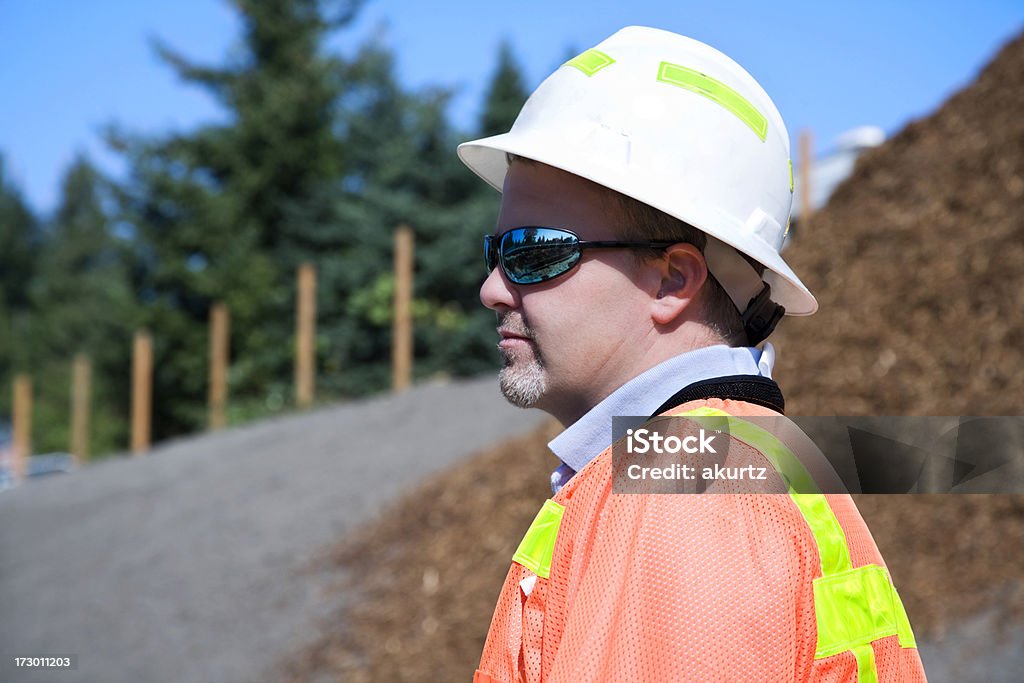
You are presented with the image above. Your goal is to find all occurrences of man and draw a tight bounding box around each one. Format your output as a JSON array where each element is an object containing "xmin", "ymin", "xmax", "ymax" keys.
[{"xmin": 458, "ymin": 26, "xmax": 927, "ymax": 682}]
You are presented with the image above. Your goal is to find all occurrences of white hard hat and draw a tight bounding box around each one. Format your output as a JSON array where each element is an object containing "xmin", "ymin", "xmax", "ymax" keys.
[{"xmin": 458, "ymin": 26, "xmax": 817, "ymax": 323}]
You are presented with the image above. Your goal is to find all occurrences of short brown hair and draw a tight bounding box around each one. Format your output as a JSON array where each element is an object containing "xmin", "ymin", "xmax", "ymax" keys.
[{"xmin": 604, "ymin": 190, "xmax": 751, "ymax": 346}]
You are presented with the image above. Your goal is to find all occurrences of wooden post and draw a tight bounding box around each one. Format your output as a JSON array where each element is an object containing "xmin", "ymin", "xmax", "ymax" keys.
[
  {"xmin": 799, "ymin": 128, "xmax": 814, "ymax": 225},
  {"xmin": 12, "ymin": 374, "xmax": 32, "ymax": 483},
  {"xmin": 208, "ymin": 302, "xmax": 230, "ymax": 430},
  {"xmin": 392, "ymin": 224, "xmax": 414, "ymax": 393},
  {"xmin": 70, "ymin": 354, "xmax": 91, "ymax": 465},
  {"xmin": 131, "ymin": 331, "xmax": 152, "ymax": 456},
  {"xmin": 295, "ymin": 263, "xmax": 316, "ymax": 408}
]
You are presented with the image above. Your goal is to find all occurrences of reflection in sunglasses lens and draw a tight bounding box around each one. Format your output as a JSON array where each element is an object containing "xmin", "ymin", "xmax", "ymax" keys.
[{"xmin": 502, "ymin": 229, "xmax": 581, "ymax": 283}]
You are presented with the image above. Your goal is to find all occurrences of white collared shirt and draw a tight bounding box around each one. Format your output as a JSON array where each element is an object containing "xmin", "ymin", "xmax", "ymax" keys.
[{"xmin": 547, "ymin": 343, "xmax": 775, "ymax": 493}]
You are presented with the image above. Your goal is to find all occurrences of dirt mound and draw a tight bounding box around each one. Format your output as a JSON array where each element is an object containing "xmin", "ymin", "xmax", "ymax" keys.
[{"xmin": 774, "ymin": 31, "xmax": 1024, "ymax": 415}]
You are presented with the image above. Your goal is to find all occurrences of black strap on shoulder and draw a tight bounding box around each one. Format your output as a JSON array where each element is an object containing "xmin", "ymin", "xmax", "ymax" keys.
[{"xmin": 649, "ymin": 374, "xmax": 785, "ymax": 418}]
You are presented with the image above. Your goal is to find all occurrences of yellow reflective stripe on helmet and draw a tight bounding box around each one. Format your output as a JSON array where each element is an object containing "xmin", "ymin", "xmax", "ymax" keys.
[
  {"xmin": 813, "ymin": 564, "xmax": 915, "ymax": 658},
  {"xmin": 657, "ymin": 62, "xmax": 768, "ymax": 141},
  {"xmin": 512, "ymin": 499, "xmax": 565, "ymax": 579},
  {"xmin": 789, "ymin": 159, "xmax": 795, "ymax": 192},
  {"xmin": 565, "ymin": 49, "xmax": 615, "ymax": 77},
  {"xmin": 671, "ymin": 407, "xmax": 821, "ymax": 496}
]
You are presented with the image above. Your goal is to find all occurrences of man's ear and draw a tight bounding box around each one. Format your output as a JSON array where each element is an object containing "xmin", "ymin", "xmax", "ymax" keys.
[{"xmin": 651, "ymin": 243, "xmax": 708, "ymax": 326}]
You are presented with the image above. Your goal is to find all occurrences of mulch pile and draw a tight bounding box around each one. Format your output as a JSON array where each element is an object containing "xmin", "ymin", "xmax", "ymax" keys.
[
  {"xmin": 281, "ymin": 31, "xmax": 1024, "ymax": 682},
  {"xmin": 773, "ymin": 32, "xmax": 1024, "ymax": 415}
]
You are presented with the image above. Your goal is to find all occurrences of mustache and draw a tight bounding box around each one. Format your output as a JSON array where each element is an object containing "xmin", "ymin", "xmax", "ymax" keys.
[{"xmin": 497, "ymin": 313, "xmax": 535, "ymax": 339}]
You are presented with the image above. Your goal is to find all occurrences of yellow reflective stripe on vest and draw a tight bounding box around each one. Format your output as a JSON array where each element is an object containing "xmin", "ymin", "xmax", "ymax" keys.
[
  {"xmin": 675, "ymin": 408, "xmax": 851, "ymax": 574},
  {"xmin": 671, "ymin": 407, "xmax": 918, "ymax": 681},
  {"xmin": 675, "ymin": 407, "xmax": 821, "ymax": 496},
  {"xmin": 852, "ymin": 644, "xmax": 878, "ymax": 683},
  {"xmin": 893, "ymin": 582, "xmax": 917, "ymax": 648},
  {"xmin": 789, "ymin": 492, "xmax": 852, "ymax": 576},
  {"xmin": 814, "ymin": 564, "xmax": 917, "ymax": 657},
  {"xmin": 513, "ymin": 499, "xmax": 565, "ymax": 579}
]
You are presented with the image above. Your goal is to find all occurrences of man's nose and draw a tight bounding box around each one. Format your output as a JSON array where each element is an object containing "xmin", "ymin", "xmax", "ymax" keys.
[{"xmin": 480, "ymin": 266, "xmax": 520, "ymax": 311}]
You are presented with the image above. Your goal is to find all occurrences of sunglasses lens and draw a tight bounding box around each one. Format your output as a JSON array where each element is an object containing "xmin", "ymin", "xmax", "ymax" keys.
[{"xmin": 501, "ymin": 228, "xmax": 581, "ymax": 284}]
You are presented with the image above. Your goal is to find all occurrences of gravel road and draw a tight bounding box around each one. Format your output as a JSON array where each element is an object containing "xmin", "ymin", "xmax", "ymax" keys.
[{"xmin": 0, "ymin": 376, "xmax": 546, "ymax": 683}]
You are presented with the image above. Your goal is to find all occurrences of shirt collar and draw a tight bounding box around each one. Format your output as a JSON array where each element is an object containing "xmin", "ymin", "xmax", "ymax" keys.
[{"xmin": 548, "ymin": 343, "xmax": 774, "ymax": 474}]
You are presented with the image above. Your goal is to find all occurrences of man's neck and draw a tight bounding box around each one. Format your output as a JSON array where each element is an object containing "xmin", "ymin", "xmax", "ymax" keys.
[
  {"xmin": 545, "ymin": 327, "xmax": 731, "ymax": 427},
  {"xmin": 546, "ymin": 343, "xmax": 775, "ymax": 483}
]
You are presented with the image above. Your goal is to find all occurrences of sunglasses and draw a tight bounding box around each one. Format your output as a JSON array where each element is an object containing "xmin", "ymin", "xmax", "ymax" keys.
[{"xmin": 485, "ymin": 227, "xmax": 677, "ymax": 285}]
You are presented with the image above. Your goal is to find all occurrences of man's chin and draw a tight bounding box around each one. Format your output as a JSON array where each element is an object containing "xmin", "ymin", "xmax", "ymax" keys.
[{"xmin": 498, "ymin": 363, "xmax": 547, "ymax": 409}]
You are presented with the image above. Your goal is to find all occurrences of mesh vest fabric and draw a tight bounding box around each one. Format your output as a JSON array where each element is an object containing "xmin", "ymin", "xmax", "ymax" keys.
[{"xmin": 473, "ymin": 398, "xmax": 927, "ymax": 683}]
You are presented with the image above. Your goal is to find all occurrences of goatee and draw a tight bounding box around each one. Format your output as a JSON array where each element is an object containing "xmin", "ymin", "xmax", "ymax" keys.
[{"xmin": 497, "ymin": 314, "xmax": 547, "ymax": 408}]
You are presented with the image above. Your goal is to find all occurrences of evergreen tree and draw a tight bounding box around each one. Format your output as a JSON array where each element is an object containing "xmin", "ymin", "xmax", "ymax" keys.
[
  {"xmin": 479, "ymin": 41, "xmax": 529, "ymax": 137},
  {"xmin": 0, "ymin": 155, "xmax": 41, "ymax": 427},
  {"xmin": 104, "ymin": 2, "xmax": 522, "ymax": 443},
  {"xmin": 109, "ymin": 0, "xmax": 364, "ymax": 437},
  {"xmin": 26, "ymin": 157, "xmax": 137, "ymax": 455},
  {"xmin": 0, "ymin": 155, "xmax": 40, "ymax": 316},
  {"xmin": 299, "ymin": 40, "xmax": 501, "ymax": 394}
]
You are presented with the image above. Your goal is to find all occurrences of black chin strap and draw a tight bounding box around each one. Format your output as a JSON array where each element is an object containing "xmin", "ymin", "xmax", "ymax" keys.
[
  {"xmin": 650, "ymin": 374, "xmax": 785, "ymax": 418},
  {"xmin": 742, "ymin": 283, "xmax": 786, "ymax": 347}
]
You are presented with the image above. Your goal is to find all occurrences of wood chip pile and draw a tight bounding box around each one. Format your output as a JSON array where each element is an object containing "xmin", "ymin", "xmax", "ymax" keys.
[{"xmin": 773, "ymin": 32, "xmax": 1023, "ymax": 415}]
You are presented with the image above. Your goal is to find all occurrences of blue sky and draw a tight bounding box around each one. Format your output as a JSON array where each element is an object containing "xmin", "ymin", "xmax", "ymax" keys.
[{"xmin": 1, "ymin": 0, "xmax": 1021, "ymax": 214}]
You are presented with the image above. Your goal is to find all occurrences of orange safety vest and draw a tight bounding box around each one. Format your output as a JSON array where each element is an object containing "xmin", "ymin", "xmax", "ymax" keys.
[{"xmin": 474, "ymin": 398, "xmax": 927, "ymax": 683}]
